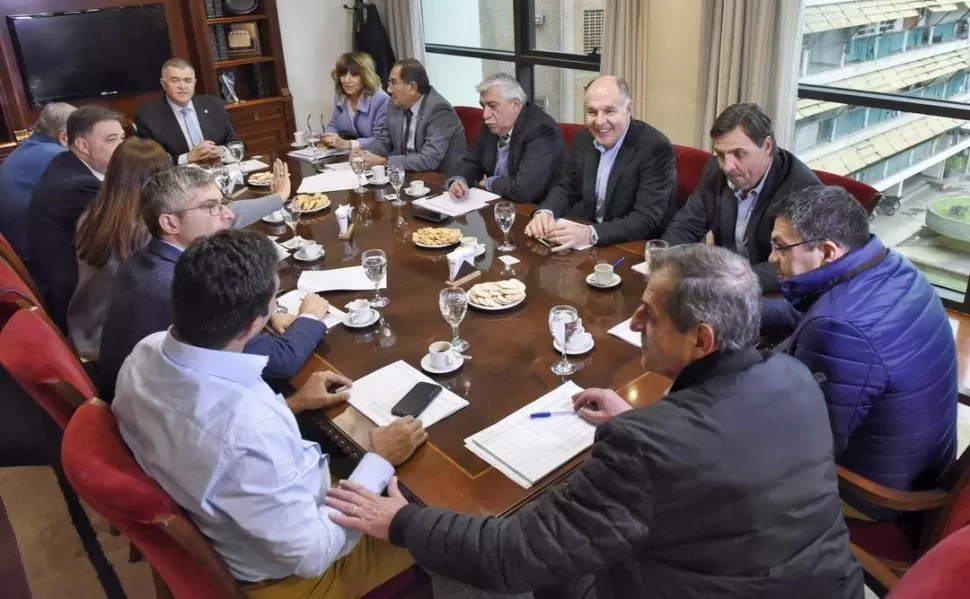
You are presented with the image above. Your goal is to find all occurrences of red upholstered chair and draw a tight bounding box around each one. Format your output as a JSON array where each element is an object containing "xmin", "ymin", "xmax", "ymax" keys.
[
  {"xmin": 0, "ymin": 258, "xmax": 40, "ymax": 325},
  {"xmin": 853, "ymin": 524, "xmax": 970, "ymax": 597},
  {"xmin": 455, "ymin": 106, "xmax": 483, "ymax": 147},
  {"xmin": 0, "ymin": 233, "xmax": 42, "ymax": 303},
  {"xmin": 559, "ymin": 123, "xmax": 584, "ymax": 152},
  {"xmin": 673, "ymin": 144, "xmax": 712, "ymax": 207},
  {"xmin": 814, "ymin": 169, "xmax": 882, "ymax": 214}
]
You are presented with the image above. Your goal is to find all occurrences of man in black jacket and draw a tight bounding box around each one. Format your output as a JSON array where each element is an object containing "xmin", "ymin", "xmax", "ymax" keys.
[
  {"xmin": 524, "ymin": 75, "xmax": 676, "ymax": 248},
  {"xmin": 663, "ymin": 103, "xmax": 820, "ymax": 291},
  {"xmin": 325, "ymin": 244, "xmax": 863, "ymax": 599},
  {"xmin": 446, "ymin": 73, "xmax": 566, "ymax": 204},
  {"xmin": 134, "ymin": 58, "xmax": 240, "ymax": 164}
]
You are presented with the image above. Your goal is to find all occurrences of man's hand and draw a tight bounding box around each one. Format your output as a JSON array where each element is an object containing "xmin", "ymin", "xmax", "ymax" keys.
[
  {"xmin": 269, "ymin": 312, "xmax": 297, "ymax": 334},
  {"xmin": 288, "ymin": 370, "xmax": 353, "ymax": 413},
  {"xmin": 187, "ymin": 140, "xmax": 221, "ymax": 163},
  {"xmin": 368, "ymin": 417, "xmax": 428, "ymax": 465},
  {"xmin": 572, "ymin": 388, "xmax": 633, "ymax": 426},
  {"xmin": 546, "ymin": 220, "xmax": 591, "ymax": 252},
  {"xmin": 321, "ymin": 133, "xmax": 350, "ymax": 150},
  {"xmin": 362, "ymin": 151, "xmax": 387, "ymax": 168},
  {"xmin": 524, "ymin": 211, "xmax": 555, "ymax": 240},
  {"xmin": 448, "ymin": 178, "xmax": 469, "ymax": 199},
  {"xmin": 271, "ymin": 159, "xmax": 291, "ymax": 200},
  {"xmin": 325, "ymin": 477, "xmax": 408, "ymax": 541},
  {"xmin": 299, "ymin": 293, "xmax": 329, "ymax": 319}
]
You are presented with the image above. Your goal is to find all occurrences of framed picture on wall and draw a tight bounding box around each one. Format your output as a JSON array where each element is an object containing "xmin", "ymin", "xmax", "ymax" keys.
[{"xmin": 227, "ymin": 22, "xmax": 261, "ymax": 58}]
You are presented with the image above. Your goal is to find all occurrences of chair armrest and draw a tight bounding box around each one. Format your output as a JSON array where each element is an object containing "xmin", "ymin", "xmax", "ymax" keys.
[
  {"xmin": 837, "ymin": 466, "xmax": 950, "ymax": 511},
  {"xmin": 851, "ymin": 543, "xmax": 899, "ymax": 592}
]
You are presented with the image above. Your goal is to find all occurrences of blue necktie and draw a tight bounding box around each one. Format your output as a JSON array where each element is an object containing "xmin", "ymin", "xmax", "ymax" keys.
[{"xmin": 180, "ymin": 107, "xmax": 203, "ymax": 147}]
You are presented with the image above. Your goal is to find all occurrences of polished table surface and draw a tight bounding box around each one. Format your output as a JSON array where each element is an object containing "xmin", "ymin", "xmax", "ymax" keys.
[{"xmin": 249, "ymin": 153, "xmax": 671, "ymax": 516}]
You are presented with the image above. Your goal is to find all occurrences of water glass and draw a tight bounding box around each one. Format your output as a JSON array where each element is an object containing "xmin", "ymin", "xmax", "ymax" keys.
[
  {"xmin": 282, "ymin": 201, "xmax": 303, "ymax": 242},
  {"xmin": 642, "ymin": 239, "xmax": 669, "ymax": 276},
  {"xmin": 211, "ymin": 165, "xmax": 232, "ymax": 196},
  {"xmin": 227, "ymin": 141, "xmax": 244, "ymax": 163},
  {"xmin": 361, "ymin": 249, "xmax": 389, "ymax": 307},
  {"xmin": 388, "ymin": 165, "xmax": 406, "ymax": 207},
  {"xmin": 439, "ymin": 288, "xmax": 469, "ymax": 352},
  {"xmin": 494, "ymin": 201, "xmax": 516, "ymax": 252},
  {"xmin": 350, "ymin": 151, "xmax": 367, "ymax": 194},
  {"xmin": 307, "ymin": 129, "xmax": 322, "ymax": 159},
  {"xmin": 548, "ymin": 305, "xmax": 579, "ymax": 376}
]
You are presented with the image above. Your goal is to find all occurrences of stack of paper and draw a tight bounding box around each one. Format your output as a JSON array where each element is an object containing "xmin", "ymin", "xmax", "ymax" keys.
[
  {"xmin": 349, "ymin": 361, "xmax": 469, "ymax": 428},
  {"xmin": 239, "ymin": 159, "xmax": 270, "ymax": 173},
  {"xmin": 413, "ymin": 187, "xmax": 500, "ymax": 217},
  {"xmin": 275, "ymin": 289, "xmax": 347, "ymax": 329},
  {"xmin": 608, "ymin": 317, "xmax": 641, "ymax": 348},
  {"xmin": 464, "ymin": 381, "xmax": 594, "ymax": 488},
  {"xmin": 297, "ymin": 266, "xmax": 387, "ymax": 292},
  {"xmin": 297, "ymin": 170, "xmax": 362, "ymax": 194},
  {"xmin": 287, "ymin": 147, "xmax": 348, "ymax": 162}
]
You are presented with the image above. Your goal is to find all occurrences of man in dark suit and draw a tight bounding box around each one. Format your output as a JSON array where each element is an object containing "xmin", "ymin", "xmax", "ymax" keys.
[
  {"xmin": 361, "ymin": 59, "xmax": 466, "ymax": 174},
  {"xmin": 134, "ymin": 58, "xmax": 240, "ymax": 164},
  {"xmin": 97, "ymin": 167, "xmax": 327, "ymax": 400},
  {"xmin": 446, "ymin": 73, "xmax": 566, "ymax": 204},
  {"xmin": 662, "ymin": 103, "xmax": 821, "ymax": 291},
  {"xmin": 27, "ymin": 106, "xmax": 125, "ymax": 332},
  {"xmin": 524, "ymin": 76, "xmax": 676, "ymax": 249}
]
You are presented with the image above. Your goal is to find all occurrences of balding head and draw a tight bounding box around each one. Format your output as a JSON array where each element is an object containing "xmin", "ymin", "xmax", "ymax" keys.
[
  {"xmin": 32, "ymin": 102, "xmax": 77, "ymax": 146},
  {"xmin": 583, "ymin": 75, "xmax": 633, "ymax": 149}
]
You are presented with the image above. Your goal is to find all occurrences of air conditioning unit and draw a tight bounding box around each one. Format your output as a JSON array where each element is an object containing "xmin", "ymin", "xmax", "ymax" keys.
[
  {"xmin": 535, "ymin": 14, "xmax": 545, "ymax": 26},
  {"xmin": 535, "ymin": 97, "xmax": 550, "ymax": 109}
]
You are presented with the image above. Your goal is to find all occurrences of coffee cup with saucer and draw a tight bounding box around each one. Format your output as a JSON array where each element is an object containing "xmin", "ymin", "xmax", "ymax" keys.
[
  {"xmin": 461, "ymin": 236, "xmax": 486, "ymax": 258},
  {"xmin": 421, "ymin": 341, "xmax": 463, "ymax": 374},
  {"xmin": 407, "ymin": 180, "xmax": 430, "ymax": 197},
  {"xmin": 554, "ymin": 330, "xmax": 595, "ymax": 355},
  {"xmin": 295, "ymin": 242, "xmax": 324, "ymax": 262},
  {"xmin": 344, "ymin": 299, "xmax": 379, "ymax": 328},
  {"xmin": 369, "ymin": 165, "xmax": 389, "ymax": 185},
  {"xmin": 586, "ymin": 262, "xmax": 621, "ymax": 289}
]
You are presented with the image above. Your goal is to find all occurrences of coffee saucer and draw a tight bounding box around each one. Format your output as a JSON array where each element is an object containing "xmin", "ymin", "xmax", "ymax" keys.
[
  {"xmin": 420, "ymin": 353, "xmax": 463, "ymax": 374},
  {"xmin": 406, "ymin": 187, "xmax": 430, "ymax": 198},
  {"xmin": 291, "ymin": 142, "xmax": 307, "ymax": 148},
  {"xmin": 367, "ymin": 176, "xmax": 390, "ymax": 186},
  {"xmin": 586, "ymin": 272, "xmax": 621, "ymax": 289},
  {"xmin": 554, "ymin": 337, "xmax": 595, "ymax": 355},
  {"xmin": 343, "ymin": 309, "xmax": 380, "ymax": 328},
  {"xmin": 293, "ymin": 249, "xmax": 325, "ymax": 262}
]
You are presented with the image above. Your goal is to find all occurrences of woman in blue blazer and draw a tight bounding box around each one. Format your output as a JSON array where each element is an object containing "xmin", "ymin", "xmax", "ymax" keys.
[{"xmin": 322, "ymin": 52, "xmax": 390, "ymax": 152}]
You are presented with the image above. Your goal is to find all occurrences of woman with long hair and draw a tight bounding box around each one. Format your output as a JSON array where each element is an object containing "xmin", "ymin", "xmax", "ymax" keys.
[
  {"xmin": 68, "ymin": 137, "xmax": 172, "ymax": 358},
  {"xmin": 321, "ymin": 52, "xmax": 390, "ymax": 152}
]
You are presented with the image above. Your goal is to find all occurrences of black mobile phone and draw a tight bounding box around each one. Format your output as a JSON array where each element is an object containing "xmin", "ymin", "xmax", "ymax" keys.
[
  {"xmin": 413, "ymin": 207, "xmax": 451, "ymax": 224},
  {"xmin": 390, "ymin": 382, "xmax": 443, "ymax": 418}
]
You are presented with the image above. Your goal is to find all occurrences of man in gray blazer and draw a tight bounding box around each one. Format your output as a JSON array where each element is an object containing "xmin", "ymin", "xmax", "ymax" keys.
[{"xmin": 361, "ymin": 59, "xmax": 466, "ymax": 173}]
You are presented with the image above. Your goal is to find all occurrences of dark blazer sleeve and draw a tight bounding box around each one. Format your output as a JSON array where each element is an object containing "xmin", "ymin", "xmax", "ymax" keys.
[
  {"xmin": 662, "ymin": 160, "xmax": 720, "ymax": 246},
  {"xmin": 536, "ymin": 146, "xmax": 583, "ymax": 218},
  {"xmin": 243, "ymin": 317, "xmax": 325, "ymax": 380},
  {"xmin": 490, "ymin": 125, "xmax": 565, "ymax": 204},
  {"xmin": 388, "ymin": 416, "xmax": 654, "ymax": 593},
  {"xmin": 401, "ymin": 102, "xmax": 463, "ymax": 172},
  {"xmin": 450, "ymin": 131, "xmax": 488, "ymax": 185}
]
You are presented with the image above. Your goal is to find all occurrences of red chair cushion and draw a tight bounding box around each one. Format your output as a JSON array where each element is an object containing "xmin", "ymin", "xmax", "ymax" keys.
[
  {"xmin": 454, "ymin": 106, "xmax": 483, "ymax": 147},
  {"xmin": 559, "ymin": 123, "xmax": 584, "ymax": 152},
  {"xmin": 814, "ymin": 170, "xmax": 881, "ymax": 213},
  {"xmin": 847, "ymin": 519, "xmax": 916, "ymax": 564},
  {"xmin": 889, "ymin": 525, "xmax": 970, "ymax": 598},
  {"xmin": 0, "ymin": 259, "xmax": 40, "ymax": 307},
  {"xmin": 673, "ymin": 144, "xmax": 712, "ymax": 207}
]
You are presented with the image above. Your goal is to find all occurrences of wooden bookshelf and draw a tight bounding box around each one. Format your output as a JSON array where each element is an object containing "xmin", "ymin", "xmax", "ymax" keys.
[{"xmin": 206, "ymin": 14, "xmax": 268, "ymax": 25}]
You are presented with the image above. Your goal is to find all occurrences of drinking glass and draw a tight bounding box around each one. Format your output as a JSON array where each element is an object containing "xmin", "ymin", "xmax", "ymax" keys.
[
  {"xmin": 388, "ymin": 165, "xmax": 406, "ymax": 207},
  {"xmin": 307, "ymin": 129, "xmax": 322, "ymax": 160},
  {"xmin": 548, "ymin": 305, "xmax": 579, "ymax": 376},
  {"xmin": 227, "ymin": 141, "xmax": 244, "ymax": 163},
  {"xmin": 211, "ymin": 165, "xmax": 232, "ymax": 196},
  {"xmin": 494, "ymin": 201, "xmax": 516, "ymax": 252},
  {"xmin": 642, "ymin": 239, "xmax": 669, "ymax": 276},
  {"xmin": 361, "ymin": 249, "xmax": 389, "ymax": 307},
  {"xmin": 439, "ymin": 287, "xmax": 469, "ymax": 353},
  {"xmin": 281, "ymin": 201, "xmax": 303, "ymax": 243},
  {"xmin": 350, "ymin": 151, "xmax": 367, "ymax": 194}
]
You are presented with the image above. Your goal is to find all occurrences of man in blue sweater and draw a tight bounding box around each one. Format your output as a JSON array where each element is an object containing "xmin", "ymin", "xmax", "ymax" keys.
[
  {"xmin": 762, "ymin": 185, "xmax": 958, "ymax": 519},
  {"xmin": 0, "ymin": 102, "xmax": 76, "ymax": 263}
]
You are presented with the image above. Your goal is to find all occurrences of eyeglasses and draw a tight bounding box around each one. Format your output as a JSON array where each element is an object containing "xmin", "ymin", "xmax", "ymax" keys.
[
  {"xmin": 170, "ymin": 197, "xmax": 232, "ymax": 217},
  {"xmin": 770, "ymin": 239, "xmax": 823, "ymax": 252}
]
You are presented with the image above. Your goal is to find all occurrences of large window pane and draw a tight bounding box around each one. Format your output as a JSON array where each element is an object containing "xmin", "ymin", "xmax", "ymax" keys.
[
  {"xmin": 529, "ymin": 0, "xmax": 605, "ymax": 56},
  {"xmin": 424, "ymin": 54, "xmax": 515, "ymax": 108},
  {"xmin": 422, "ymin": 0, "xmax": 515, "ymax": 51},
  {"xmin": 533, "ymin": 65, "xmax": 596, "ymax": 123}
]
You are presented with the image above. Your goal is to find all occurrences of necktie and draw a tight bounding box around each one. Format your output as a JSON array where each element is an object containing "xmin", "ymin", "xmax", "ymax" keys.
[
  {"xmin": 180, "ymin": 107, "xmax": 203, "ymax": 147},
  {"xmin": 403, "ymin": 109, "xmax": 413, "ymax": 153},
  {"xmin": 498, "ymin": 134, "xmax": 511, "ymax": 148}
]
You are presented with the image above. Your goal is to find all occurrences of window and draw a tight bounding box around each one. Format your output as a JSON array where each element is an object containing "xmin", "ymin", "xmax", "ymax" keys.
[
  {"xmin": 422, "ymin": 0, "xmax": 515, "ymax": 51},
  {"xmin": 533, "ymin": 65, "xmax": 597, "ymax": 123},
  {"xmin": 424, "ymin": 54, "xmax": 516, "ymax": 108}
]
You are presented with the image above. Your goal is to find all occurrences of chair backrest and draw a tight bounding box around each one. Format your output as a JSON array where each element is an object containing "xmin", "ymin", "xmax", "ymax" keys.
[
  {"xmin": 923, "ymin": 446, "xmax": 970, "ymax": 550},
  {"xmin": 888, "ymin": 525, "xmax": 970, "ymax": 598},
  {"xmin": 813, "ymin": 170, "xmax": 882, "ymax": 214},
  {"xmin": 0, "ymin": 307, "xmax": 93, "ymax": 429},
  {"xmin": 673, "ymin": 144, "xmax": 712, "ymax": 207},
  {"xmin": 454, "ymin": 106, "xmax": 483, "ymax": 147},
  {"xmin": 558, "ymin": 123, "xmax": 584, "ymax": 152},
  {"xmin": 62, "ymin": 398, "xmax": 247, "ymax": 599},
  {"xmin": 0, "ymin": 258, "xmax": 40, "ymax": 325},
  {"xmin": 0, "ymin": 233, "xmax": 42, "ymax": 302}
]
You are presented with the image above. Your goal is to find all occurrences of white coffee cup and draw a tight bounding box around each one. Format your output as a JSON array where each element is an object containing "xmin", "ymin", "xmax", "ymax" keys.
[
  {"xmin": 428, "ymin": 341, "xmax": 457, "ymax": 369},
  {"xmin": 348, "ymin": 299, "xmax": 372, "ymax": 324},
  {"xmin": 593, "ymin": 262, "xmax": 614, "ymax": 285},
  {"xmin": 408, "ymin": 180, "xmax": 428, "ymax": 194},
  {"xmin": 297, "ymin": 242, "xmax": 323, "ymax": 260},
  {"xmin": 371, "ymin": 165, "xmax": 386, "ymax": 180},
  {"xmin": 294, "ymin": 131, "xmax": 307, "ymax": 146},
  {"xmin": 460, "ymin": 236, "xmax": 478, "ymax": 248}
]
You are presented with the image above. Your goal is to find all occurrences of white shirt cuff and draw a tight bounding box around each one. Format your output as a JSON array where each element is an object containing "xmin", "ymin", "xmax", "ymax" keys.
[{"xmin": 177, "ymin": 153, "xmax": 189, "ymax": 165}]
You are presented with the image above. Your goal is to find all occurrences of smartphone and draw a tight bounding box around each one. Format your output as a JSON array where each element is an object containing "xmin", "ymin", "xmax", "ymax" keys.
[
  {"xmin": 390, "ymin": 382, "xmax": 443, "ymax": 418},
  {"xmin": 413, "ymin": 207, "xmax": 451, "ymax": 224}
]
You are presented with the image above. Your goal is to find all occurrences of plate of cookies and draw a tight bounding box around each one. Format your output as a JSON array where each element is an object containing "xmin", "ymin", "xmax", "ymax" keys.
[
  {"xmin": 412, "ymin": 227, "xmax": 462, "ymax": 249},
  {"xmin": 467, "ymin": 279, "xmax": 527, "ymax": 311},
  {"xmin": 247, "ymin": 171, "xmax": 273, "ymax": 187},
  {"xmin": 292, "ymin": 193, "xmax": 331, "ymax": 213}
]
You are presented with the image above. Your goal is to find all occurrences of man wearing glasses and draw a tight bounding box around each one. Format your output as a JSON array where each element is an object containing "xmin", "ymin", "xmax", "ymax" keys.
[
  {"xmin": 762, "ymin": 185, "xmax": 958, "ymax": 521},
  {"xmin": 97, "ymin": 166, "xmax": 327, "ymax": 400}
]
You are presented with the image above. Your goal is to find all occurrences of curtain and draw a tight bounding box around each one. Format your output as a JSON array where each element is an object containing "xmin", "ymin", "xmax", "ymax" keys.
[
  {"xmin": 382, "ymin": 0, "xmax": 426, "ymax": 64},
  {"xmin": 601, "ymin": 0, "xmax": 650, "ymax": 121},
  {"xmin": 701, "ymin": 0, "xmax": 803, "ymax": 148}
]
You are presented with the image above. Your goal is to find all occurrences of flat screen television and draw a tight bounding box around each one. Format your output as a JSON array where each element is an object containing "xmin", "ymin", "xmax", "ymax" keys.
[{"xmin": 7, "ymin": 4, "xmax": 172, "ymax": 108}]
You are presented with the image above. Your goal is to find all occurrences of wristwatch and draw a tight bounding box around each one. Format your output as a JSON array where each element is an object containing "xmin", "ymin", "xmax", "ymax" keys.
[{"xmin": 588, "ymin": 226, "xmax": 599, "ymax": 246}]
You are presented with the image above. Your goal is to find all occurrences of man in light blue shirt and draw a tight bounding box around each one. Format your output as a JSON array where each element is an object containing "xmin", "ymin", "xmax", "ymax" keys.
[{"xmin": 113, "ymin": 229, "xmax": 426, "ymax": 595}]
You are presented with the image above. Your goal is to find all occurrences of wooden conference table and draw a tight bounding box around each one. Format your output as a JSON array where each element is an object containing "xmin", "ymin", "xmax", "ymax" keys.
[{"xmin": 248, "ymin": 153, "xmax": 670, "ymax": 517}]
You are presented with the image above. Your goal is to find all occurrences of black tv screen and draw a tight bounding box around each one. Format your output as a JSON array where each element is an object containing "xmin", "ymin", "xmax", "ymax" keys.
[{"xmin": 7, "ymin": 4, "xmax": 172, "ymax": 107}]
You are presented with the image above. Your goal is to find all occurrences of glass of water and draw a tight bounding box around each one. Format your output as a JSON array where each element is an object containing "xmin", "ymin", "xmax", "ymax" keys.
[
  {"xmin": 227, "ymin": 141, "xmax": 244, "ymax": 163},
  {"xmin": 642, "ymin": 239, "xmax": 669, "ymax": 276},
  {"xmin": 350, "ymin": 151, "xmax": 367, "ymax": 194},
  {"xmin": 439, "ymin": 287, "xmax": 469, "ymax": 353},
  {"xmin": 307, "ymin": 129, "xmax": 321, "ymax": 160},
  {"xmin": 361, "ymin": 249, "xmax": 389, "ymax": 308},
  {"xmin": 548, "ymin": 305, "xmax": 579, "ymax": 376},
  {"xmin": 388, "ymin": 164, "xmax": 406, "ymax": 207},
  {"xmin": 494, "ymin": 201, "xmax": 516, "ymax": 252},
  {"xmin": 281, "ymin": 200, "xmax": 303, "ymax": 243},
  {"xmin": 211, "ymin": 165, "xmax": 232, "ymax": 196}
]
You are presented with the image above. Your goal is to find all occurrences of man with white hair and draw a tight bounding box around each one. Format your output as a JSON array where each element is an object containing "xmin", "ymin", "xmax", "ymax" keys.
[{"xmin": 447, "ymin": 73, "xmax": 566, "ymax": 204}]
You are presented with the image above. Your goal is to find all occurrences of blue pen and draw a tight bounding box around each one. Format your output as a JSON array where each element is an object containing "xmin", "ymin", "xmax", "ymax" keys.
[
  {"xmin": 529, "ymin": 410, "xmax": 577, "ymax": 419},
  {"xmin": 612, "ymin": 257, "xmax": 624, "ymax": 269}
]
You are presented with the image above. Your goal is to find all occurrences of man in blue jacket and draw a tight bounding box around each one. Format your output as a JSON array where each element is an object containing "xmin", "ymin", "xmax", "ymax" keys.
[{"xmin": 762, "ymin": 185, "xmax": 958, "ymax": 519}]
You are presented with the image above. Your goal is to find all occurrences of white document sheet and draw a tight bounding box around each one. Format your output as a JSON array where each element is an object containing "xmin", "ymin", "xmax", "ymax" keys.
[
  {"xmin": 464, "ymin": 381, "xmax": 594, "ymax": 488},
  {"xmin": 239, "ymin": 159, "xmax": 270, "ymax": 174},
  {"xmin": 273, "ymin": 242, "xmax": 291, "ymax": 262},
  {"xmin": 297, "ymin": 170, "xmax": 362, "ymax": 194},
  {"xmin": 297, "ymin": 266, "xmax": 387, "ymax": 292},
  {"xmin": 412, "ymin": 191, "xmax": 493, "ymax": 217},
  {"xmin": 275, "ymin": 289, "xmax": 347, "ymax": 330},
  {"xmin": 631, "ymin": 262, "xmax": 649, "ymax": 275},
  {"xmin": 348, "ymin": 361, "xmax": 469, "ymax": 428},
  {"xmin": 608, "ymin": 317, "xmax": 641, "ymax": 348},
  {"xmin": 287, "ymin": 147, "xmax": 349, "ymax": 162}
]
